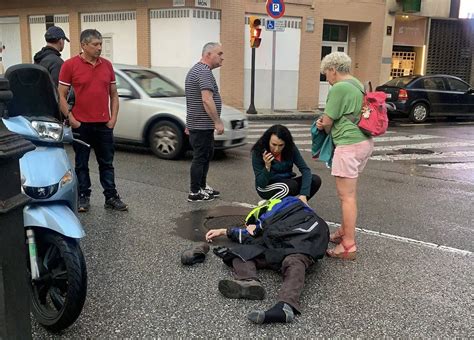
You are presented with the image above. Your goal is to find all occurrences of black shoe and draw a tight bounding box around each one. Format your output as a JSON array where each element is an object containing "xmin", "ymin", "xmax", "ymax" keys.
[
  {"xmin": 104, "ymin": 195, "xmax": 128, "ymax": 211},
  {"xmin": 218, "ymin": 278, "xmax": 265, "ymax": 300},
  {"xmin": 78, "ymin": 195, "xmax": 90, "ymax": 213},
  {"xmin": 181, "ymin": 243, "xmax": 211, "ymax": 265},
  {"xmin": 187, "ymin": 189, "xmax": 214, "ymax": 202},
  {"xmin": 202, "ymin": 185, "xmax": 220, "ymax": 197}
]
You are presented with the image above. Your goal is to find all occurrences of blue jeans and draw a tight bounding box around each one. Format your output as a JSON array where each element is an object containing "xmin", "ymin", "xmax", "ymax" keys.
[
  {"xmin": 189, "ymin": 129, "xmax": 214, "ymax": 193},
  {"xmin": 72, "ymin": 122, "xmax": 117, "ymax": 199}
]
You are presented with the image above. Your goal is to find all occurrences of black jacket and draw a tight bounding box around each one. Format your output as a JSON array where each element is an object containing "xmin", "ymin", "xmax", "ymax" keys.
[
  {"xmin": 33, "ymin": 46, "xmax": 63, "ymax": 85},
  {"xmin": 225, "ymin": 197, "xmax": 329, "ymax": 267}
]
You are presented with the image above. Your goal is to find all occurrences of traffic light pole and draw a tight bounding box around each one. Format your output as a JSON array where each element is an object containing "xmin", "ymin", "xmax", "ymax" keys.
[{"xmin": 246, "ymin": 47, "xmax": 257, "ymax": 114}]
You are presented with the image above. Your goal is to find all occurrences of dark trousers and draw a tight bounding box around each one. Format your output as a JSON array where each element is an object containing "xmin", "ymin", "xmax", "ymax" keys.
[
  {"xmin": 72, "ymin": 122, "xmax": 117, "ymax": 199},
  {"xmin": 257, "ymin": 174, "xmax": 322, "ymax": 200},
  {"xmin": 189, "ymin": 129, "xmax": 214, "ymax": 193},
  {"xmin": 231, "ymin": 254, "xmax": 313, "ymax": 313}
]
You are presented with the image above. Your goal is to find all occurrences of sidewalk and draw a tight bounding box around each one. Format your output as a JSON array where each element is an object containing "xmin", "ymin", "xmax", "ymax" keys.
[{"xmin": 243, "ymin": 108, "xmax": 323, "ymax": 121}]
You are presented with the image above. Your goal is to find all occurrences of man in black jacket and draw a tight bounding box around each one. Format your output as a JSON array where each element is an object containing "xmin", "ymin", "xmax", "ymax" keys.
[
  {"xmin": 205, "ymin": 196, "xmax": 329, "ymax": 324},
  {"xmin": 33, "ymin": 26, "xmax": 69, "ymax": 85}
]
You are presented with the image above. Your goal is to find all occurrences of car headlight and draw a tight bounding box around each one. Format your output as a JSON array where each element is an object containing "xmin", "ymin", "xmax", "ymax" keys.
[
  {"xmin": 23, "ymin": 183, "xmax": 59, "ymax": 199},
  {"xmin": 31, "ymin": 121, "xmax": 63, "ymax": 141}
]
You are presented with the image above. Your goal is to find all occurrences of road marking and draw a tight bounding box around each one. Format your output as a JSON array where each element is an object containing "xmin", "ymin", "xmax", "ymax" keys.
[
  {"xmin": 373, "ymin": 134, "xmax": 442, "ymax": 142},
  {"xmin": 371, "ymin": 150, "xmax": 474, "ymax": 161},
  {"xmin": 249, "ymin": 127, "xmax": 311, "ymax": 133},
  {"xmin": 419, "ymin": 163, "xmax": 474, "ymax": 170},
  {"xmin": 232, "ymin": 202, "xmax": 472, "ymax": 256},
  {"xmin": 249, "ymin": 123, "xmax": 311, "ymax": 127},
  {"xmin": 373, "ymin": 141, "xmax": 474, "ymax": 152},
  {"xmin": 247, "ymin": 133, "xmax": 311, "ymax": 138}
]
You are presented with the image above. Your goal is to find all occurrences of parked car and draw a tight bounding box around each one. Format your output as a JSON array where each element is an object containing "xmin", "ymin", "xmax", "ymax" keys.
[
  {"xmin": 376, "ymin": 75, "xmax": 474, "ymax": 123},
  {"xmin": 113, "ymin": 64, "xmax": 248, "ymax": 159}
]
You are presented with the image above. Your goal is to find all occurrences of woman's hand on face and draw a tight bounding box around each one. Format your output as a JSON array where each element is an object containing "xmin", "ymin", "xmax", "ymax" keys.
[{"xmin": 262, "ymin": 150, "xmax": 275, "ymax": 170}]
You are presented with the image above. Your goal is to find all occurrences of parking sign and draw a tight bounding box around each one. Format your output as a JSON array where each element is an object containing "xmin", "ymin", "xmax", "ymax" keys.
[{"xmin": 266, "ymin": 0, "xmax": 285, "ymax": 19}]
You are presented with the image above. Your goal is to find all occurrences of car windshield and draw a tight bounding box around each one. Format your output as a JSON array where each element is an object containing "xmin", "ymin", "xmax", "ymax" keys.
[
  {"xmin": 384, "ymin": 76, "xmax": 417, "ymax": 87},
  {"xmin": 122, "ymin": 69, "xmax": 185, "ymax": 98}
]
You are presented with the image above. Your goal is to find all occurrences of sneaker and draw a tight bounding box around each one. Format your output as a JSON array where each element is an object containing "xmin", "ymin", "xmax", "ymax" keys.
[
  {"xmin": 104, "ymin": 195, "xmax": 128, "ymax": 211},
  {"xmin": 218, "ymin": 278, "xmax": 265, "ymax": 300},
  {"xmin": 202, "ymin": 185, "xmax": 220, "ymax": 197},
  {"xmin": 78, "ymin": 195, "xmax": 90, "ymax": 213},
  {"xmin": 187, "ymin": 189, "xmax": 214, "ymax": 202}
]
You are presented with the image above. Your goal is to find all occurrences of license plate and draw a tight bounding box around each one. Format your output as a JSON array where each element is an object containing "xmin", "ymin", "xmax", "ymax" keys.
[{"xmin": 386, "ymin": 93, "xmax": 392, "ymax": 99}]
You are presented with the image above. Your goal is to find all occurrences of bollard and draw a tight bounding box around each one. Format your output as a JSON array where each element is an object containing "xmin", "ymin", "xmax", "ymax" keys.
[{"xmin": 0, "ymin": 78, "xmax": 34, "ymax": 339}]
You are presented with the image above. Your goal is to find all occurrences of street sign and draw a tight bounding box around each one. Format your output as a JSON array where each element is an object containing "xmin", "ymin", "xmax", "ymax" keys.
[
  {"xmin": 266, "ymin": 0, "xmax": 285, "ymax": 19},
  {"xmin": 265, "ymin": 19, "xmax": 286, "ymax": 32}
]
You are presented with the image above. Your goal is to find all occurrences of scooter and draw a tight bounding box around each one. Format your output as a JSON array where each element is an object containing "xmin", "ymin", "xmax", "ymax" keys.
[{"xmin": 2, "ymin": 64, "xmax": 88, "ymax": 332}]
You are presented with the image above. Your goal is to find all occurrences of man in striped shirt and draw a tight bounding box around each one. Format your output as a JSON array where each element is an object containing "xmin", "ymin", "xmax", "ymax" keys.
[{"xmin": 185, "ymin": 42, "xmax": 225, "ymax": 202}]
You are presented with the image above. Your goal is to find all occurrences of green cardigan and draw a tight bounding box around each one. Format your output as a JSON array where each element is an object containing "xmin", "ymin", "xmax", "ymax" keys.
[{"xmin": 251, "ymin": 147, "xmax": 312, "ymax": 197}]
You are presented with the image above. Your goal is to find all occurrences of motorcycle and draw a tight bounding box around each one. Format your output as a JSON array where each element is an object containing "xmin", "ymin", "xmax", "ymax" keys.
[{"xmin": 2, "ymin": 64, "xmax": 87, "ymax": 332}]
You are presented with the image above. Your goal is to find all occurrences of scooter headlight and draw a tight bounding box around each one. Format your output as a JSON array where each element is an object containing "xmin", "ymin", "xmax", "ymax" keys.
[
  {"xmin": 23, "ymin": 183, "xmax": 59, "ymax": 199},
  {"xmin": 31, "ymin": 121, "xmax": 63, "ymax": 141},
  {"xmin": 60, "ymin": 170, "xmax": 73, "ymax": 188}
]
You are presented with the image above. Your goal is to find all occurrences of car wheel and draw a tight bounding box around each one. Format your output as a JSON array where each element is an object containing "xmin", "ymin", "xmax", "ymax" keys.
[
  {"xmin": 148, "ymin": 121, "xmax": 184, "ymax": 160},
  {"xmin": 409, "ymin": 103, "xmax": 429, "ymax": 123}
]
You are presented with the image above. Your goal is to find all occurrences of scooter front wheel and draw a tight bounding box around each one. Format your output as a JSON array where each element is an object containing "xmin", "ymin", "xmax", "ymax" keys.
[{"xmin": 28, "ymin": 230, "xmax": 87, "ymax": 332}]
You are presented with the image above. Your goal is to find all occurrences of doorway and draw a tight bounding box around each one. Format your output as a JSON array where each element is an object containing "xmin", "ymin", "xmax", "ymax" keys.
[{"xmin": 318, "ymin": 23, "xmax": 349, "ymax": 108}]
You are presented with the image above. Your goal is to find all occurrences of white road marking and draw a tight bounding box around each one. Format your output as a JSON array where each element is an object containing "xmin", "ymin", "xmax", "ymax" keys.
[
  {"xmin": 249, "ymin": 127, "xmax": 312, "ymax": 133},
  {"xmin": 247, "ymin": 133, "xmax": 311, "ymax": 138},
  {"xmin": 419, "ymin": 163, "xmax": 474, "ymax": 170},
  {"xmin": 374, "ymin": 135, "xmax": 443, "ymax": 142},
  {"xmin": 232, "ymin": 202, "xmax": 472, "ymax": 256},
  {"xmin": 371, "ymin": 150, "xmax": 474, "ymax": 161},
  {"xmin": 248, "ymin": 123, "xmax": 312, "ymax": 127},
  {"xmin": 373, "ymin": 141, "xmax": 474, "ymax": 152}
]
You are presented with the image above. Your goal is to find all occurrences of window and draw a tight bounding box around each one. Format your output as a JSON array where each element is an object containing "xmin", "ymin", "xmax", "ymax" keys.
[
  {"xmin": 115, "ymin": 73, "xmax": 133, "ymax": 91},
  {"xmin": 122, "ymin": 69, "xmax": 185, "ymax": 98},
  {"xmin": 320, "ymin": 46, "xmax": 332, "ymax": 82},
  {"xmin": 322, "ymin": 24, "xmax": 348, "ymax": 42},
  {"xmin": 422, "ymin": 77, "xmax": 446, "ymax": 91},
  {"xmin": 446, "ymin": 77, "xmax": 469, "ymax": 92}
]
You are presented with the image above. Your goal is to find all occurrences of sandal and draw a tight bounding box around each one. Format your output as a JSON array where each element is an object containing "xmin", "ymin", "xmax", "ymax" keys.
[
  {"xmin": 329, "ymin": 229, "xmax": 344, "ymax": 244},
  {"xmin": 326, "ymin": 242, "xmax": 357, "ymax": 260}
]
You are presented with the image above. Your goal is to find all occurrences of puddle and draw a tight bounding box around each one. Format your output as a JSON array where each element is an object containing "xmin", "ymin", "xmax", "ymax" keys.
[{"xmin": 173, "ymin": 205, "xmax": 251, "ymax": 246}]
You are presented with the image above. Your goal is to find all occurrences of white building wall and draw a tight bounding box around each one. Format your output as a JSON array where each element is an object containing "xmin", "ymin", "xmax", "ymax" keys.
[
  {"xmin": 244, "ymin": 16, "xmax": 301, "ymax": 110},
  {"xmin": 150, "ymin": 8, "xmax": 220, "ymax": 88},
  {"xmin": 29, "ymin": 15, "xmax": 71, "ymax": 62},
  {"xmin": 81, "ymin": 11, "xmax": 137, "ymax": 65},
  {"xmin": 0, "ymin": 16, "xmax": 21, "ymax": 72}
]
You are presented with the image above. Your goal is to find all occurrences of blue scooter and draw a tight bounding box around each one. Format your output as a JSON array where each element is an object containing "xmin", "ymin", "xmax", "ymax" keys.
[{"xmin": 2, "ymin": 64, "xmax": 87, "ymax": 332}]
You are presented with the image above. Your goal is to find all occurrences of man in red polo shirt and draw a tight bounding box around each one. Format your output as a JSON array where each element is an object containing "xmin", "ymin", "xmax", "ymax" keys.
[{"xmin": 58, "ymin": 29, "xmax": 127, "ymax": 212}]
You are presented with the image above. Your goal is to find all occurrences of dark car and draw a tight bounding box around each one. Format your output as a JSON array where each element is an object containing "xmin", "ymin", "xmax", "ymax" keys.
[{"xmin": 376, "ymin": 75, "xmax": 474, "ymax": 123}]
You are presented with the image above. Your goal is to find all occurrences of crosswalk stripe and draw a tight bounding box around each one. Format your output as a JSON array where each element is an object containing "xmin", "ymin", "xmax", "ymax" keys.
[
  {"xmin": 370, "ymin": 150, "xmax": 474, "ymax": 161},
  {"xmin": 419, "ymin": 163, "xmax": 474, "ymax": 170},
  {"xmin": 249, "ymin": 127, "xmax": 312, "ymax": 133},
  {"xmin": 248, "ymin": 123, "xmax": 312, "ymax": 127},
  {"xmin": 373, "ymin": 135, "xmax": 442, "ymax": 142},
  {"xmin": 373, "ymin": 141, "xmax": 474, "ymax": 152}
]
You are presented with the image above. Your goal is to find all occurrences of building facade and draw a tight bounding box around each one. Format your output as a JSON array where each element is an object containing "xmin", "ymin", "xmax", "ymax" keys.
[{"xmin": 0, "ymin": 0, "xmax": 472, "ymax": 111}]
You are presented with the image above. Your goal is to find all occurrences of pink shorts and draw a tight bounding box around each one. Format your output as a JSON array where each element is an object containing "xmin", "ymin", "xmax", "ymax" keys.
[{"xmin": 331, "ymin": 139, "xmax": 374, "ymax": 178}]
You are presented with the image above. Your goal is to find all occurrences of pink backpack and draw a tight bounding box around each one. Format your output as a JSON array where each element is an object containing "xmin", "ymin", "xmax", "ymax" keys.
[{"xmin": 345, "ymin": 80, "xmax": 391, "ymax": 137}]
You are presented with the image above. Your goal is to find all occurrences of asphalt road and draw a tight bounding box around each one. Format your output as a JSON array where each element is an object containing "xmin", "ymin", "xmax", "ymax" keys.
[{"xmin": 32, "ymin": 119, "xmax": 473, "ymax": 338}]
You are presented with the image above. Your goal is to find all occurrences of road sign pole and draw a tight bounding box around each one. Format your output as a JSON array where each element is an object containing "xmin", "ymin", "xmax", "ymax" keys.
[
  {"xmin": 270, "ymin": 31, "xmax": 276, "ymax": 114},
  {"xmin": 246, "ymin": 48, "xmax": 257, "ymax": 114}
]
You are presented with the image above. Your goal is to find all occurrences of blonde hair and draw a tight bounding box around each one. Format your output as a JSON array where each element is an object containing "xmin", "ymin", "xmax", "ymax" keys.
[{"xmin": 320, "ymin": 52, "xmax": 352, "ymax": 74}]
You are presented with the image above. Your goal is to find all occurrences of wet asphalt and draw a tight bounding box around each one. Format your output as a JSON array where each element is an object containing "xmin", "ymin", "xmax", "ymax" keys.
[{"xmin": 31, "ymin": 119, "xmax": 473, "ymax": 338}]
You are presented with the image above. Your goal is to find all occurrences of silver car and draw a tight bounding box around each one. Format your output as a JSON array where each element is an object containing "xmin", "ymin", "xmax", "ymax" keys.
[{"xmin": 113, "ymin": 64, "xmax": 248, "ymax": 159}]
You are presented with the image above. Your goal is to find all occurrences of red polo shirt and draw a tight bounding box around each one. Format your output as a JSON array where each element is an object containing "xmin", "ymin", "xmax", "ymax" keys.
[{"xmin": 59, "ymin": 55, "xmax": 116, "ymax": 123}]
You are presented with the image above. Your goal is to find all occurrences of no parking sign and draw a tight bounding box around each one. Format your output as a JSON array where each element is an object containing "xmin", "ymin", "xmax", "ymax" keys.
[{"xmin": 266, "ymin": 0, "xmax": 285, "ymax": 19}]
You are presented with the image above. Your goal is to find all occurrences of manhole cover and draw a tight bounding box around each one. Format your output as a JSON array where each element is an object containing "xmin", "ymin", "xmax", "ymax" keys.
[
  {"xmin": 204, "ymin": 215, "xmax": 246, "ymax": 229},
  {"xmin": 173, "ymin": 206, "xmax": 251, "ymax": 244},
  {"xmin": 396, "ymin": 148, "xmax": 435, "ymax": 155}
]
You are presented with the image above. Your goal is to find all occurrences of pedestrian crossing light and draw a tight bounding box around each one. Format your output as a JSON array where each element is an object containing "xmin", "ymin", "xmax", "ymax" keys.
[{"xmin": 249, "ymin": 16, "xmax": 262, "ymax": 48}]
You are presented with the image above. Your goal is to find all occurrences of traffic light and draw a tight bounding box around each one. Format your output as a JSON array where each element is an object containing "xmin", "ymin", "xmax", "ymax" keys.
[{"xmin": 249, "ymin": 16, "xmax": 262, "ymax": 48}]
